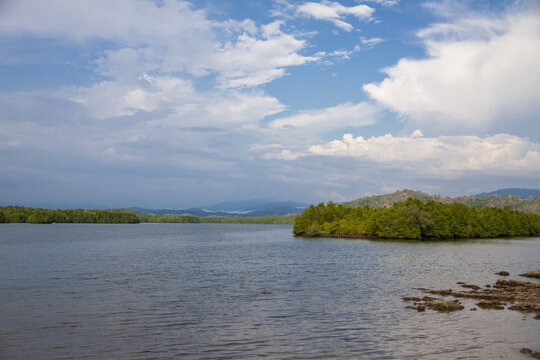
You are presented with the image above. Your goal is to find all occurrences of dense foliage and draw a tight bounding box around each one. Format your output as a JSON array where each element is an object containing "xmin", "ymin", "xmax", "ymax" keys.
[
  {"xmin": 0, "ymin": 206, "xmax": 140, "ymax": 224},
  {"xmin": 293, "ymin": 198, "xmax": 540, "ymax": 240}
]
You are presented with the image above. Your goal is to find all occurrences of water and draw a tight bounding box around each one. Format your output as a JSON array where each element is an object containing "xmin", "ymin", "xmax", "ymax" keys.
[{"xmin": 0, "ymin": 223, "xmax": 539, "ymax": 359}]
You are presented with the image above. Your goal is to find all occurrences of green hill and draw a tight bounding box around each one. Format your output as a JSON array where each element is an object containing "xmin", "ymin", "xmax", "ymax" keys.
[{"xmin": 342, "ymin": 189, "xmax": 540, "ymax": 215}]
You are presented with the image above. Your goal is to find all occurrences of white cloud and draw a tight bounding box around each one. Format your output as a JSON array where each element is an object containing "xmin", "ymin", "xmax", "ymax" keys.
[
  {"xmin": 69, "ymin": 74, "xmax": 195, "ymax": 119},
  {"xmin": 268, "ymin": 101, "xmax": 379, "ymax": 130},
  {"xmin": 262, "ymin": 149, "xmax": 299, "ymax": 160},
  {"xmin": 363, "ymin": 0, "xmax": 400, "ymax": 6},
  {"xmin": 151, "ymin": 91, "xmax": 286, "ymax": 128},
  {"xmin": 0, "ymin": 1, "xmax": 315, "ymax": 88},
  {"xmin": 360, "ymin": 37, "xmax": 385, "ymax": 48},
  {"xmin": 296, "ymin": 1, "xmax": 374, "ymax": 31},
  {"xmin": 303, "ymin": 132, "xmax": 540, "ymax": 175},
  {"xmin": 363, "ymin": 9, "xmax": 540, "ymax": 135},
  {"xmin": 212, "ymin": 21, "xmax": 317, "ymax": 88}
]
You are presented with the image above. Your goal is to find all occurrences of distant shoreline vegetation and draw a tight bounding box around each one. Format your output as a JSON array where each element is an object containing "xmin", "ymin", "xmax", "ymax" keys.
[
  {"xmin": 293, "ymin": 198, "xmax": 540, "ymax": 240},
  {"xmin": 0, "ymin": 206, "xmax": 295, "ymax": 225}
]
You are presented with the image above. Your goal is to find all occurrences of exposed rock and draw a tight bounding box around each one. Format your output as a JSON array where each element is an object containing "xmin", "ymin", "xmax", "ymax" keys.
[
  {"xmin": 520, "ymin": 270, "xmax": 540, "ymax": 279},
  {"xmin": 476, "ymin": 300, "xmax": 504, "ymax": 310},
  {"xmin": 405, "ymin": 270, "xmax": 540, "ymax": 317},
  {"xmin": 470, "ymin": 308, "xmax": 477, "ymax": 311},
  {"xmin": 403, "ymin": 296, "xmax": 422, "ymax": 302},
  {"xmin": 423, "ymin": 300, "xmax": 464, "ymax": 313},
  {"xmin": 460, "ymin": 284, "xmax": 481, "ymax": 290},
  {"xmin": 403, "ymin": 296, "xmax": 438, "ymax": 302},
  {"xmin": 260, "ymin": 291, "xmax": 272, "ymax": 295},
  {"xmin": 520, "ymin": 347, "xmax": 540, "ymax": 359},
  {"xmin": 422, "ymin": 289, "xmax": 454, "ymax": 296},
  {"xmin": 496, "ymin": 271, "xmax": 510, "ymax": 276},
  {"xmin": 416, "ymin": 304, "xmax": 425, "ymax": 312},
  {"xmin": 508, "ymin": 302, "xmax": 540, "ymax": 313}
]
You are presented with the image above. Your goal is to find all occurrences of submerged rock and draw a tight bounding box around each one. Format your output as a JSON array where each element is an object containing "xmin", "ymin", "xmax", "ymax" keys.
[{"xmin": 520, "ymin": 270, "xmax": 540, "ymax": 279}]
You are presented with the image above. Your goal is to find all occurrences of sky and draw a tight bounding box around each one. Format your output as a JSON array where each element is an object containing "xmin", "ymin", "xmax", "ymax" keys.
[{"xmin": 0, "ymin": 0, "xmax": 539, "ymax": 209}]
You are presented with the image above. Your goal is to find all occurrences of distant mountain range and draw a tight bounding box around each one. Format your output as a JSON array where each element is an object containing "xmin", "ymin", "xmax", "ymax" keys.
[
  {"xmin": 131, "ymin": 200, "xmax": 308, "ymax": 217},
  {"xmin": 343, "ymin": 188, "xmax": 540, "ymax": 215},
  {"xmin": 474, "ymin": 188, "xmax": 540, "ymax": 199},
  {"xmin": 128, "ymin": 188, "xmax": 540, "ymax": 218}
]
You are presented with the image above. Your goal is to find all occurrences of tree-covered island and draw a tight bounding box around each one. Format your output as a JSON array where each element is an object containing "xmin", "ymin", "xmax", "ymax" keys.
[{"xmin": 293, "ymin": 198, "xmax": 540, "ymax": 240}]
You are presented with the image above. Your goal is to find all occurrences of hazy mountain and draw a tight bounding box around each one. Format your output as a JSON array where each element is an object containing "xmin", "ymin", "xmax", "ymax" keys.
[
  {"xmin": 131, "ymin": 200, "xmax": 308, "ymax": 217},
  {"xmin": 474, "ymin": 188, "xmax": 540, "ymax": 199}
]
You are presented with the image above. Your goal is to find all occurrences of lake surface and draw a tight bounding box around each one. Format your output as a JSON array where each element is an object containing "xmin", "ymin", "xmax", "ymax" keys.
[{"xmin": 1, "ymin": 223, "xmax": 539, "ymax": 359}]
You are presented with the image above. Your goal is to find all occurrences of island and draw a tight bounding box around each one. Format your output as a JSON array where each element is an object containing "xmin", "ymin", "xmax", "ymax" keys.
[{"xmin": 293, "ymin": 198, "xmax": 540, "ymax": 240}]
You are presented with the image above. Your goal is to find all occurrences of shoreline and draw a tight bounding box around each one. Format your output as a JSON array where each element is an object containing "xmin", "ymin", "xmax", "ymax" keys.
[{"xmin": 294, "ymin": 233, "xmax": 540, "ymax": 241}]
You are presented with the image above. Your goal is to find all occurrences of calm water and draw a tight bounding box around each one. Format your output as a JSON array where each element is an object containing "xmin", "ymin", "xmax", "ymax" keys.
[{"xmin": 0, "ymin": 224, "xmax": 539, "ymax": 359}]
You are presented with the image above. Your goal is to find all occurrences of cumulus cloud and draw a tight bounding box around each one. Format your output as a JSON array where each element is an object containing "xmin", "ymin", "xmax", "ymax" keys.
[
  {"xmin": 212, "ymin": 21, "xmax": 317, "ymax": 88},
  {"xmin": 301, "ymin": 132, "xmax": 540, "ymax": 175},
  {"xmin": 363, "ymin": 7, "xmax": 540, "ymax": 135},
  {"xmin": 296, "ymin": 1, "xmax": 374, "ymax": 31},
  {"xmin": 0, "ymin": 0, "xmax": 315, "ymax": 89}
]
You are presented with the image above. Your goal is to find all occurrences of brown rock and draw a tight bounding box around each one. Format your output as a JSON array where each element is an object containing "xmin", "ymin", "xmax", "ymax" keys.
[
  {"xmin": 508, "ymin": 302, "xmax": 540, "ymax": 313},
  {"xmin": 417, "ymin": 304, "xmax": 425, "ymax": 312},
  {"xmin": 424, "ymin": 299, "xmax": 464, "ymax": 313},
  {"xmin": 403, "ymin": 296, "xmax": 422, "ymax": 302},
  {"xmin": 496, "ymin": 271, "xmax": 510, "ymax": 276},
  {"xmin": 476, "ymin": 300, "xmax": 505, "ymax": 310},
  {"xmin": 520, "ymin": 270, "xmax": 540, "ymax": 279},
  {"xmin": 520, "ymin": 347, "xmax": 540, "ymax": 359}
]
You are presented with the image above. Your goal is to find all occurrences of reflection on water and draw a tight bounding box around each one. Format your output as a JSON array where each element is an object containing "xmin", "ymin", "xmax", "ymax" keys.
[{"xmin": 0, "ymin": 223, "xmax": 539, "ymax": 359}]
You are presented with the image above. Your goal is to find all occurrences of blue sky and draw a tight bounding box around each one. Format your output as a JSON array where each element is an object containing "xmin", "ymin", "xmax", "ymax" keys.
[{"xmin": 1, "ymin": 0, "xmax": 539, "ymax": 208}]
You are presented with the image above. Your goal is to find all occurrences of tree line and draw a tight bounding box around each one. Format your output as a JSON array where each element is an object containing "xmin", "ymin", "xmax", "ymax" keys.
[
  {"xmin": 0, "ymin": 206, "xmax": 140, "ymax": 224},
  {"xmin": 138, "ymin": 213, "xmax": 294, "ymax": 224},
  {"xmin": 293, "ymin": 198, "xmax": 540, "ymax": 240}
]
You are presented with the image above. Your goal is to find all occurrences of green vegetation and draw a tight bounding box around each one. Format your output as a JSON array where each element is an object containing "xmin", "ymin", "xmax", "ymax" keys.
[
  {"xmin": 293, "ymin": 198, "xmax": 540, "ymax": 240},
  {"xmin": 0, "ymin": 206, "xmax": 140, "ymax": 224},
  {"xmin": 138, "ymin": 213, "xmax": 294, "ymax": 224},
  {"xmin": 343, "ymin": 189, "xmax": 540, "ymax": 215}
]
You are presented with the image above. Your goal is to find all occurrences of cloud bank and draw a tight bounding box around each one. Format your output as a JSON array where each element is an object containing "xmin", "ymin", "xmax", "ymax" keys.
[{"xmin": 363, "ymin": 7, "xmax": 540, "ymax": 135}]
